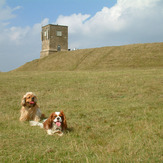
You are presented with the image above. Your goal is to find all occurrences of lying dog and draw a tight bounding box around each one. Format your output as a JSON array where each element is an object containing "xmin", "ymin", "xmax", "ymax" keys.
[
  {"xmin": 30, "ymin": 111, "xmax": 67, "ymax": 136},
  {"xmin": 19, "ymin": 92, "xmax": 45, "ymax": 122}
]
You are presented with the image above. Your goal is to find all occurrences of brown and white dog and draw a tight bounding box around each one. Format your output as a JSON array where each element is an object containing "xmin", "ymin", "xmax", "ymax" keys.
[
  {"xmin": 19, "ymin": 92, "xmax": 45, "ymax": 122},
  {"xmin": 30, "ymin": 111, "xmax": 67, "ymax": 136}
]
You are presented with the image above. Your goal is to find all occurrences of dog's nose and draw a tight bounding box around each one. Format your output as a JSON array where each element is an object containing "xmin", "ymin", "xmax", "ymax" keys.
[
  {"xmin": 32, "ymin": 97, "xmax": 35, "ymax": 101},
  {"xmin": 57, "ymin": 117, "xmax": 60, "ymax": 120}
]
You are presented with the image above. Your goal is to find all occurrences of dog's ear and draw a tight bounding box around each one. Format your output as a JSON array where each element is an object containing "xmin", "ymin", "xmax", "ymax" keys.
[
  {"xmin": 50, "ymin": 112, "xmax": 55, "ymax": 119},
  {"xmin": 34, "ymin": 96, "xmax": 37, "ymax": 103},
  {"xmin": 44, "ymin": 113, "xmax": 54, "ymax": 130},
  {"xmin": 60, "ymin": 110, "xmax": 67, "ymax": 130},
  {"xmin": 48, "ymin": 113, "xmax": 55, "ymax": 128},
  {"xmin": 21, "ymin": 95, "xmax": 26, "ymax": 106}
]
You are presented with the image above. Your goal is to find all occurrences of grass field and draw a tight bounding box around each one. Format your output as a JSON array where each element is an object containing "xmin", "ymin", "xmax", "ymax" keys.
[
  {"xmin": 0, "ymin": 68, "xmax": 163, "ymax": 162},
  {"xmin": 15, "ymin": 42, "xmax": 163, "ymax": 71}
]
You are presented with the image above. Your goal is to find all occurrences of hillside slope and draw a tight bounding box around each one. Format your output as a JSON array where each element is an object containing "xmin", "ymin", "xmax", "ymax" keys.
[{"xmin": 15, "ymin": 42, "xmax": 163, "ymax": 71}]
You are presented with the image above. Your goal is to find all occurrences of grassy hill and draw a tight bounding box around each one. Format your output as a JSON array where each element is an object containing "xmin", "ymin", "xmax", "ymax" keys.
[
  {"xmin": 15, "ymin": 42, "xmax": 163, "ymax": 71},
  {"xmin": 0, "ymin": 42, "xmax": 163, "ymax": 162}
]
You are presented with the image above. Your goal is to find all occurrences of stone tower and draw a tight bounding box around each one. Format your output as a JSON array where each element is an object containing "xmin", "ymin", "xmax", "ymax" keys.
[{"xmin": 40, "ymin": 24, "xmax": 68, "ymax": 58}]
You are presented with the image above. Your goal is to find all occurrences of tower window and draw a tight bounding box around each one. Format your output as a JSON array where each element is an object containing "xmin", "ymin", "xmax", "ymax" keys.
[
  {"xmin": 57, "ymin": 31, "xmax": 62, "ymax": 37},
  {"xmin": 44, "ymin": 31, "xmax": 47, "ymax": 36},
  {"xmin": 43, "ymin": 29, "xmax": 49, "ymax": 40}
]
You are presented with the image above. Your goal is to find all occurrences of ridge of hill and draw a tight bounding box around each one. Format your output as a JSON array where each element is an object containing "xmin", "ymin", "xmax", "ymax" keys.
[{"xmin": 15, "ymin": 42, "xmax": 163, "ymax": 71}]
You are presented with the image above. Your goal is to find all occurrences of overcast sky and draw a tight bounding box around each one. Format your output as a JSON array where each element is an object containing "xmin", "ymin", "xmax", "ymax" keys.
[{"xmin": 0, "ymin": 0, "xmax": 163, "ymax": 72}]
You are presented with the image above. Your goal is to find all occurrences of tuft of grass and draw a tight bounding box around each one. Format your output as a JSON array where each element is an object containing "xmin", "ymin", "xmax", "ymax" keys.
[
  {"xmin": 14, "ymin": 42, "xmax": 163, "ymax": 71},
  {"xmin": 0, "ymin": 68, "xmax": 163, "ymax": 162}
]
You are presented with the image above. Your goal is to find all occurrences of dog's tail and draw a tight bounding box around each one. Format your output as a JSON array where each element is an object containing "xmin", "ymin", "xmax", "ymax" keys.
[{"xmin": 30, "ymin": 121, "xmax": 43, "ymax": 128}]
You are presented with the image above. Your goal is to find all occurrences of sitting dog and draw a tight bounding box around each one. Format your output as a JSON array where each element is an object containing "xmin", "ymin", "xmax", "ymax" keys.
[
  {"xmin": 19, "ymin": 92, "xmax": 45, "ymax": 122},
  {"xmin": 30, "ymin": 111, "xmax": 67, "ymax": 136}
]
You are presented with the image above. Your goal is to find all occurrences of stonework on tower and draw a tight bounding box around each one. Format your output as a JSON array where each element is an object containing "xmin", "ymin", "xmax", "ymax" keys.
[{"xmin": 40, "ymin": 24, "xmax": 68, "ymax": 58}]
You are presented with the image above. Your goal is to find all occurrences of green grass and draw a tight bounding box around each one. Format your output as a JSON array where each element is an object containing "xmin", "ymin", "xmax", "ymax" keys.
[
  {"xmin": 0, "ymin": 68, "xmax": 163, "ymax": 162},
  {"xmin": 15, "ymin": 42, "xmax": 163, "ymax": 71},
  {"xmin": 1, "ymin": 42, "xmax": 163, "ymax": 162}
]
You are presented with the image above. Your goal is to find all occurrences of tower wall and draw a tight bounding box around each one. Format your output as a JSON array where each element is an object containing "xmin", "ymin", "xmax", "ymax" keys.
[{"xmin": 40, "ymin": 24, "xmax": 68, "ymax": 58}]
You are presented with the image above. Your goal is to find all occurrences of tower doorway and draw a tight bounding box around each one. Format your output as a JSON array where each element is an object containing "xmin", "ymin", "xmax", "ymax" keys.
[{"xmin": 57, "ymin": 45, "xmax": 61, "ymax": 51}]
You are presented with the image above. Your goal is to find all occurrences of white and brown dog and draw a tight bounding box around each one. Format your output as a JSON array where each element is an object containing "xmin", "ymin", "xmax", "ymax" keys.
[
  {"xmin": 19, "ymin": 92, "xmax": 45, "ymax": 122},
  {"xmin": 30, "ymin": 111, "xmax": 67, "ymax": 136}
]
